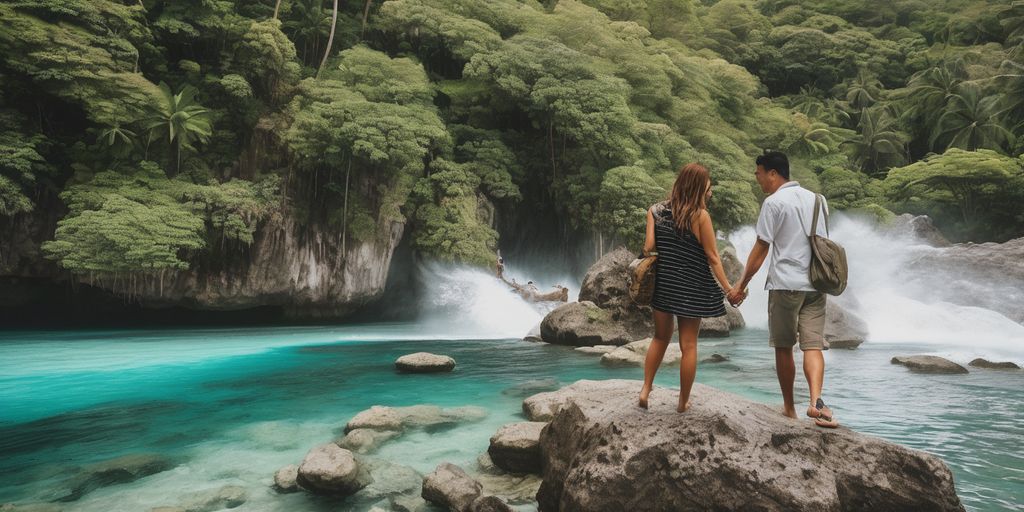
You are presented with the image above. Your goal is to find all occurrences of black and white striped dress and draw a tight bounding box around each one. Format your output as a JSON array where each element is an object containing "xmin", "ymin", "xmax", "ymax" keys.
[{"xmin": 650, "ymin": 201, "xmax": 726, "ymax": 318}]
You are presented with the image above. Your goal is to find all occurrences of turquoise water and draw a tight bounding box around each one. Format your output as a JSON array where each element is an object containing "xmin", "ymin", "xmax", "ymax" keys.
[{"xmin": 0, "ymin": 324, "xmax": 1021, "ymax": 511}]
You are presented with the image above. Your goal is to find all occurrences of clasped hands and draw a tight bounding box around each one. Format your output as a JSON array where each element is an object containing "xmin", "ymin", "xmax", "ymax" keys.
[{"xmin": 726, "ymin": 285, "xmax": 748, "ymax": 307}]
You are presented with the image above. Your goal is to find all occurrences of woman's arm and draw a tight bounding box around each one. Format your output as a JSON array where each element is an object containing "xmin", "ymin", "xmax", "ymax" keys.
[
  {"xmin": 697, "ymin": 210, "xmax": 731, "ymax": 292},
  {"xmin": 643, "ymin": 207, "xmax": 656, "ymax": 255}
]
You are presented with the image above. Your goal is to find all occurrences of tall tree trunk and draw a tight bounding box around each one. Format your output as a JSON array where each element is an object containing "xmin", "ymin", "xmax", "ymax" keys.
[
  {"xmin": 342, "ymin": 157, "xmax": 351, "ymax": 256},
  {"xmin": 273, "ymin": 0, "xmax": 282, "ymax": 19},
  {"xmin": 361, "ymin": 0, "xmax": 373, "ymax": 39},
  {"xmin": 318, "ymin": 0, "xmax": 339, "ymax": 79}
]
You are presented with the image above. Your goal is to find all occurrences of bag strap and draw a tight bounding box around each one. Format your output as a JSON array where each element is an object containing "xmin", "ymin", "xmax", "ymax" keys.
[{"xmin": 810, "ymin": 194, "xmax": 830, "ymax": 238}]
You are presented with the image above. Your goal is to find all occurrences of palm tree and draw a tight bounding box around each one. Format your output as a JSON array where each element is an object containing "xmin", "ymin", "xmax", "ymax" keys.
[
  {"xmin": 844, "ymin": 70, "xmax": 882, "ymax": 112},
  {"xmin": 145, "ymin": 82, "xmax": 213, "ymax": 174},
  {"xmin": 787, "ymin": 113, "xmax": 849, "ymax": 156},
  {"xmin": 841, "ymin": 108, "xmax": 908, "ymax": 174},
  {"xmin": 286, "ymin": 0, "xmax": 328, "ymax": 65},
  {"xmin": 930, "ymin": 84, "xmax": 1014, "ymax": 152},
  {"xmin": 1002, "ymin": 1, "xmax": 1024, "ymax": 45},
  {"xmin": 98, "ymin": 125, "xmax": 136, "ymax": 159},
  {"xmin": 317, "ymin": 0, "xmax": 339, "ymax": 79}
]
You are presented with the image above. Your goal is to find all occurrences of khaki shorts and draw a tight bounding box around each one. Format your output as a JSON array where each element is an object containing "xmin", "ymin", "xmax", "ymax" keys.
[{"xmin": 768, "ymin": 290, "xmax": 828, "ymax": 351}]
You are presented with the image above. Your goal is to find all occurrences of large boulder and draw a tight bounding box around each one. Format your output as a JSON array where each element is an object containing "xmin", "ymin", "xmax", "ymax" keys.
[
  {"xmin": 55, "ymin": 453, "xmax": 173, "ymax": 502},
  {"xmin": 884, "ymin": 214, "xmax": 951, "ymax": 247},
  {"xmin": 421, "ymin": 463, "xmax": 483, "ymax": 512},
  {"xmin": 600, "ymin": 338, "xmax": 680, "ymax": 367},
  {"xmin": 534, "ymin": 380, "xmax": 965, "ymax": 512},
  {"xmin": 296, "ymin": 443, "xmax": 370, "ymax": 496},
  {"xmin": 395, "ymin": 352, "xmax": 456, "ymax": 373},
  {"xmin": 540, "ymin": 301, "xmax": 633, "ymax": 346},
  {"xmin": 487, "ymin": 422, "xmax": 546, "ymax": 474},
  {"xmin": 891, "ymin": 356, "xmax": 969, "ymax": 374},
  {"xmin": 825, "ymin": 301, "xmax": 869, "ymax": 349}
]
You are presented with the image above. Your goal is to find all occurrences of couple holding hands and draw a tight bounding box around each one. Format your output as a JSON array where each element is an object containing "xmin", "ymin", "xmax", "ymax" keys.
[{"xmin": 637, "ymin": 151, "xmax": 839, "ymax": 428}]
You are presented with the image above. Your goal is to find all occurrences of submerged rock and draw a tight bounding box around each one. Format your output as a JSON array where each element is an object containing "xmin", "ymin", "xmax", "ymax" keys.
[
  {"xmin": 273, "ymin": 464, "xmax": 301, "ymax": 493},
  {"xmin": 534, "ymin": 379, "xmax": 965, "ymax": 512},
  {"xmin": 421, "ymin": 463, "xmax": 482, "ymax": 512},
  {"xmin": 891, "ymin": 356, "xmax": 969, "ymax": 374},
  {"xmin": 968, "ymin": 358, "xmax": 1021, "ymax": 370},
  {"xmin": 354, "ymin": 459, "xmax": 424, "ymax": 510},
  {"xmin": 296, "ymin": 444, "xmax": 370, "ymax": 496},
  {"xmin": 56, "ymin": 453, "xmax": 173, "ymax": 502},
  {"xmin": 702, "ymin": 353, "xmax": 728, "ymax": 363},
  {"xmin": 395, "ymin": 352, "xmax": 456, "ymax": 373},
  {"xmin": 469, "ymin": 495, "xmax": 514, "ymax": 512},
  {"xmin": 0, "ymin": 504, "xmax": 62, "ymax": 512},
  {"xmin": 473, "ymin": 454, "xmax": 543, "ymax": 504},
  {"xmin": 600, "ymin": 338, "xmax": 680, "ymax": 367},
  {"xmin": 488, "ymin": 422, "xmax": 546, "ymax": 474},
  {"xmin": 175, "ymin": 485, "xmax": 246, "ymax": 512},
  {"xmin": 336, "ymin": 428, "xmax": 401, "ymax": 454},
  {"xmin": 344, "ymin": 405, "xmax": 488, "ymax": 434},
  {"xmin": 500, "ymin": 378, "xmax": 561, "ymax": 397},
  {"xmin": 573, "ymin": 345, "xmax": 617, "ymax": 355}
]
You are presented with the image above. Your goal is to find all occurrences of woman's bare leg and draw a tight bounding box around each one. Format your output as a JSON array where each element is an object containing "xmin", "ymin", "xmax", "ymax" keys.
[
  {"xmin": 676, "ymin": 316, "xmax": 701, "ymax": 412},
  {"xmin": 639, "ymin": 309, "xmax": 675, "ymax": 408}
]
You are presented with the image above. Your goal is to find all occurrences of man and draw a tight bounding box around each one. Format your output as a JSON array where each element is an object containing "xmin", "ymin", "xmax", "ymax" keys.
[{"xmin": 728, "ymin": 151, "xmax": 838, "ymax": 428}]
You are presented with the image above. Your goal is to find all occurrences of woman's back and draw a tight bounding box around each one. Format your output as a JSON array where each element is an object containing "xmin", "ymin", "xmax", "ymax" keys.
[{"xmin": 651, "ymin": 201, "xmax": 726, "ymax": 318}]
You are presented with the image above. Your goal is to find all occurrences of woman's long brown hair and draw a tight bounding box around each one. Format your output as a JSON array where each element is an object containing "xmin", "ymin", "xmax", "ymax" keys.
[{"xmin": 669, "ymin": 163, "xmax": 710, "ymax": 234}]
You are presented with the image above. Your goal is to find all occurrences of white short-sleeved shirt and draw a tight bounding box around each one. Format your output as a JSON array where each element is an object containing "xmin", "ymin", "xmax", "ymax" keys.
[{"xmin": 755, "ymin": 181, "xmax": 829, "ymax": 291}]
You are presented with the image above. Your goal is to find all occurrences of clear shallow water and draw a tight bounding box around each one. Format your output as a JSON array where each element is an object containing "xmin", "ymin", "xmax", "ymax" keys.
[{"xmin": 0, "ymin": 325, "xmax": 1021, "ymax": 511}]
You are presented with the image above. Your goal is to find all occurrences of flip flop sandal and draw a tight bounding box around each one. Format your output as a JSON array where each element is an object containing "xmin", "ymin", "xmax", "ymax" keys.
[{"xmin": 808, "ymin": 398, "xmax": 839, "ymax": 428}]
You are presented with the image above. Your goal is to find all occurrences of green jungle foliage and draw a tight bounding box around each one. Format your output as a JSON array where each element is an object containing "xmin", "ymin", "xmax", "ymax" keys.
[{"xmin": 1, "ymin": 0, "xmax": 1022, "ymax": 283}]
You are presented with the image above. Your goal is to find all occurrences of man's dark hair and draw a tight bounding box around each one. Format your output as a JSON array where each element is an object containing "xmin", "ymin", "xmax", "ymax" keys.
[{"xmin": 756, "ymin": 151, "xmax": 790, "ymax": 180}]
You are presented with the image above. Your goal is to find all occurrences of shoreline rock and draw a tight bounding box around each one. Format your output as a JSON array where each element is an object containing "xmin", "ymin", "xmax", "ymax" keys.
[
  {"xmin": 487, "ymin": 422, "xmax": 546, "ymax": 474},
  {"xmin": 532, "ymin": 379, "xmax": 965, "ymax": 512},
  {"xmin": 600, "ymin": 338, "xmax": 679, "ymax": 367},
  {"xmin": 968, "ymin": 358, "xmax": 1021, "ymax": 370},
  {"xmin": 891, "ymin": 355, "xmax": 969, "ymax": 374},
  {"xmin": 295, "ymin": 444, "xmax": 370, "ymax": 496}
]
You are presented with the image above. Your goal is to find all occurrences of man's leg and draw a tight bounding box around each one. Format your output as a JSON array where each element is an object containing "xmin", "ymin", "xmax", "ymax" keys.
[
  {"xmin": 797, "ymin": 292, "xmax": 836, "ymax": 426},
  {"xmin": 803, "ymin": 349, "xmax": 824, "ymax": 407},
  {"xmin": 776, "ymin": 347, "xmax": 797, "ymax": 418}
]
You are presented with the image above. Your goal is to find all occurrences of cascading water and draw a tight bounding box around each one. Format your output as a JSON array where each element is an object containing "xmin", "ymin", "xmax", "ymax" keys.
[
  {"xmin": 413, "ymin": 261, "xmax": 579, "ymax": 339},
  {"xmin": 729, "ymin": 214, "xmax": 1024, "ymax": 361}
]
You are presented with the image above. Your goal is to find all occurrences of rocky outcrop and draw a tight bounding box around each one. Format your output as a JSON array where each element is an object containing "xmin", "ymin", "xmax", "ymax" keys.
[
  {"xmin": 533, "ymin": 379, "xmax": 965, "ymax": 512},
  {"xmin": 54, "ymin": 453, "xmax": 173, "ymax": 502},
  {"xmin": 903, "ymin": 236, "xmax": 1024, "ymax": 324},
  {"xmin": 487, "ymin": 422, "xmax": 546, "ymax": 474},
  {"xmin": 891, "ymin": 356, "xmax": 969, "ymax": 374},
  {"xmin": 522, "ymin": 380, "xmax": 631, "ymax": 422},
  {"xmin": 968, "ymin": 358, "xmax": 1021, "ymax": 370},
  {"xmin": 395, "ymin": 352, "xmax": 456, "ymax": 373},
  {"xmin": 600, "ymin": 338, "xmax": 680, "ymax": 367},
  {"xmin": 344, "ymin": 405, "xmax": 488, "ymax": 434},
  {"xmin": 295, "ymin": 443, "xmax": 370, "ymax": 496},
  {"xmin": 541, "ymin": 247, "xmax": 744, "ymax": 346}
]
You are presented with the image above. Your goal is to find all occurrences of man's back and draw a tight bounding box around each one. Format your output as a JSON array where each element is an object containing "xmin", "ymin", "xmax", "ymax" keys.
[{"xmin": 755, "ymin": 181, "xmax": 828, "ymax": 291}]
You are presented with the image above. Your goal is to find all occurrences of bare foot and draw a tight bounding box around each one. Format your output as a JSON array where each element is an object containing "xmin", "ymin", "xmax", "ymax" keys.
[
  {"xmin": 676, "ymin": 400, "xmax": 691, "ymax": 413},
  {"xmin": 638, "ymin": 387, "xmax": 650, "ymax": 409},
  {"xmin": 782, "ymin": 407, "xmax": 798, "ymax": 419}
]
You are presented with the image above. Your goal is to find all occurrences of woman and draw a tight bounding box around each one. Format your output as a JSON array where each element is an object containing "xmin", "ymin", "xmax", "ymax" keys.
[{"xmin": 638, "ymin": 163, "xmax": 735, "ymax": 412}]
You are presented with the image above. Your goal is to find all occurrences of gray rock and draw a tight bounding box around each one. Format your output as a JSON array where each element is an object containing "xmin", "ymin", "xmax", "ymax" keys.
[
  {"xmin": 702, "ymin": 353, "xmax": 728, "ymax": 363},
  {"xmin": 540, "ymin": 301, "xmax": 634, "ymax": 346},
  {"xmin": 600, "ymin": 338, "xmax": 680, "ymax": 367},
  {"xmin": 968, "ymin": 358, "xmax": 1021, "ymax": 370},
  {"xmin": 345, "ymin": 405, "xmax": 488, "ymax": 434},
  {"xmin": 177, "ymin": 485, "xmax": 247, "ymax": 512},
  {"xmin": 469, "ymin": 495, "xmax": 514, "ymax": 512},
  {"xmin": 825, "ymin": 300, "xmax": 869, "ymax": 349},
  {"xmin": 885, "ymin": 214, "xmax": 951, "ymax": 247},
  {"xmin": 720, "ymin": 246, "xmax": 744, "ymax": 284},
  {"xmin": 892, "ymin": 356, "xmax": 969, "ymax": 374},
  {"xmin": 500, "ymin": 378, "xmax": 561, "ymax": 397},
  {"xmin": 523, "ymin": 323, "xmax": 542, "ymax": 342},
  {"xmin": 698, "ymin": 313, "xmax": 731, "ymax": 337},
  {"xmin": 522, "ymin": 380, "xmax": 634, "ymax": 422},
  {"xmin": 488, "ymin": 422, "xmax": 547, "ymax": 474},
  {"xmin": 535, "ymin": 379, "xmax": 965, "ymax": 512},
  {"xmin": 421, "ymin": 463, "xmax": 482, "ymax": 512},
  {"xmin": 296, "ymin": 443, "xmax": 369, "ymax": 496},
  {"xmin": 56, "ymin": 453, "xmax": 173, "ymax": 501},
  {"xmin": 395, "ymin": 352, "xmax": 456, "ymax": 373},
  {"xmin": 272, "ymin": 464, "xmax": 301, "ymax": 493},
  {"xmin": 724, "ymin": 303, "xmax": 745, "ymax": 330},
  {"xmin": 573, "ymin": 345, "xmax": 617, "ymax": 355},
  {"xmin": 336, "ymin": 428, "xmax": 401, "ymax": 453}
]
